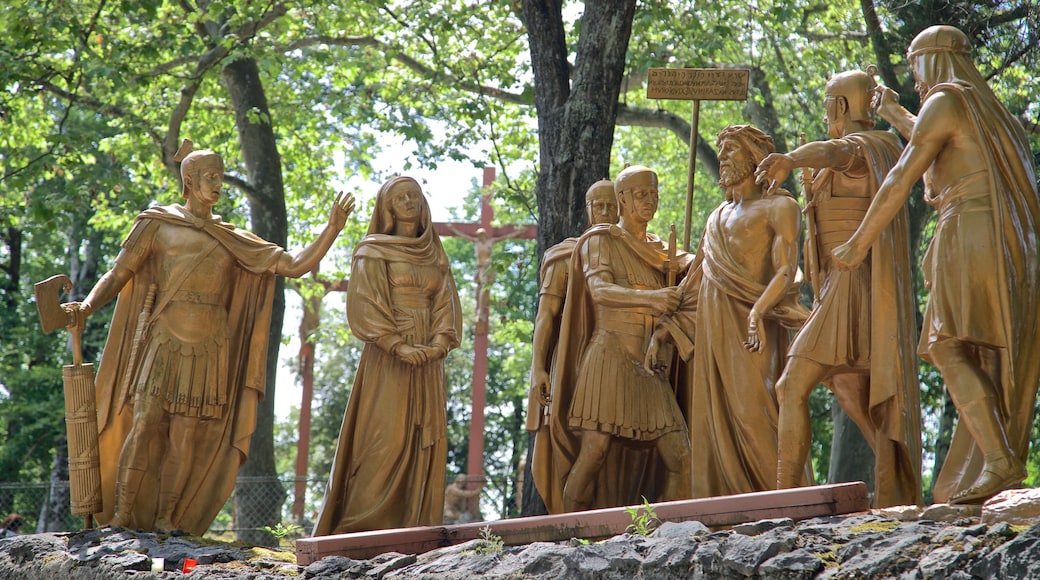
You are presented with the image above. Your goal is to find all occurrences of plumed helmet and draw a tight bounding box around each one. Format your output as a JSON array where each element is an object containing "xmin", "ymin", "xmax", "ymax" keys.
[
  {"xmin": 908, "ymin": 25, "xmax": 971, "ymax": 60},
  {"xmin": 825, "ymin": 68, "xmax": 878, "ymax": 122},
  {"xmin": 614, "ymin": 165, "xmax": 658, "ymax": 195}
]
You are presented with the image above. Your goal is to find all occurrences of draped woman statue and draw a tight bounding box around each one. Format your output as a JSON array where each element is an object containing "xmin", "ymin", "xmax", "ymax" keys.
[{"xmin": 314, "ymin": 176, "xmax": 462, "ymax": 535}]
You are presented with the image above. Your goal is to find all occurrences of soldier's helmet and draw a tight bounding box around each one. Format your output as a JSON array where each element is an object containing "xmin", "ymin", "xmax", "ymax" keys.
[
  {"xmin": 825, "ymin": 70, "xmax": 877, "ymax": 122},
  {"xmin": 614, "ymin": 165, "xmax": 658, "ymax": 195}
]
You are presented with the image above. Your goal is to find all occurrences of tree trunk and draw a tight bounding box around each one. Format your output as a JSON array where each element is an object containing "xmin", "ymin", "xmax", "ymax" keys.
[
  {"xmin": 929, "ymin": 389, "xmax": 957, "ymax": 504},
  {"xmin": 518, "ymin": 0, "xmax": 636, "ymax": 516},
  {"xmin": 221, "ymin": 56, "xmax": 288, "ymax": 547},
  {"xmin": 38, "ymin": 441, "xmax": 71, "ymax": 532},
  {"xmin": 827, "ymin": 405, "xmax": 875, "ymax": 497},
  {"xmin": 521, "ymin": 0, "xmax": 637, "ymax": 256}
]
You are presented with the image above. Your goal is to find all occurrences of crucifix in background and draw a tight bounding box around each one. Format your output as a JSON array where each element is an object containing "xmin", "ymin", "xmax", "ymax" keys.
[{"xmin": 433, "ymin": 167, "xmax": 537, "ymax": 512}]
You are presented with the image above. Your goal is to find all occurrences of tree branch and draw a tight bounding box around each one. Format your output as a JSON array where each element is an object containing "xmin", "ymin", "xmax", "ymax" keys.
[
  {"xmin": 34, "ymin": 80, "xmax": 164, "ymax": 148},
  {"xmin": 860, "ymin": 0, "xmax": 902, "ymax": 92},
  {"xmin": 142, "ymin": 55, "xmax": 200, "ymax": 78},
  {"xmin": 223, "ymin": 172, "xmax": 258, "ymax": 197},
  {"xmin": 616, "ymin": 104, "xmax": 720, "ymax": 179},
  {"xmin": 164, "ymin": 2, "xmax": 289, "ymax": 178},
  {"xmin": 0, "ymin": 101, "xmax": 74, "ymax": 182},
  {"xmin": 164, "ymin": 75, "xmax": 207, "ymax": 173},
  {"xmin": 280, "ymin": 35, "xmax": 532, "ymax": 106}
]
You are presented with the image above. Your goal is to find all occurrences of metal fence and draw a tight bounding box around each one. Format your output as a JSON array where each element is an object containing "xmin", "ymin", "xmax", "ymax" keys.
[{"xmin": 0, "ymin": 477, "xmax": 328, "ymax": 539}]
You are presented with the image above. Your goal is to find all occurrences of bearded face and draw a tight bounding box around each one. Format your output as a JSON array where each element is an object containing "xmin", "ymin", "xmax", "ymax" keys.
[{"xmin": 718, "ymin": 153, "xmax": 756, "ymax": 188}]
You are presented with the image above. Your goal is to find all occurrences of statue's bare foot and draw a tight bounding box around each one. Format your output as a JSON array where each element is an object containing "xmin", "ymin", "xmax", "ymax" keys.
[
  {"xmin": 153, "ymin": 516, "xmax": 177, "ymax": 534},
  {"xmin": 108, "ymin": 514, "xmax": 130, "ymax": 529},
  {"xmin": 949, "ymin": 456, "xmax": 1025, "ymax": 504}
]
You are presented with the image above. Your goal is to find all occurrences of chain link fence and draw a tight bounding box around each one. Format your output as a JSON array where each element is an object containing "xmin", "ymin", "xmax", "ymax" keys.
[{"xmin": 0, "ymin": 478, "xmax": 328, "ymax": 539}]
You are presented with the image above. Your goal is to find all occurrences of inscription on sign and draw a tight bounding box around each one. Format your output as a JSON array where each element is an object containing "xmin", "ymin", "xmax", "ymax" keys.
[{"xmin": 646, "ymin": 68, "xmax": 750, "ymax": 101}]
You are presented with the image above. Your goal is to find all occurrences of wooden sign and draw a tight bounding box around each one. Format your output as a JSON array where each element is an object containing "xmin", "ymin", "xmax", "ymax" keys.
[{"xmin": 646, "ymin": 68, "xmax": 749, "ymax": 101}]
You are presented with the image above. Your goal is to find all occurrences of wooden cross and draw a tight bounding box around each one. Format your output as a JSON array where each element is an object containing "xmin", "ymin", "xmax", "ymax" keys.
[{"xmin": 433, "ymin": 167, "xmax": 537, "ymax": 501}]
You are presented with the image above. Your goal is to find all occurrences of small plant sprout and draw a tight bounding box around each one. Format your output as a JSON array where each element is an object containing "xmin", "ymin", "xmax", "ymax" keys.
[
  {"xmin": 261, "ymin": 522, "xmax": 302, "ymax": 548},
  {"xmin": 625, "ymin": 496, "xmax": 660, "ymax": 536},
  {"xmin": 474, "ymin": 525, "xmax": 505, "ymax": 555}
]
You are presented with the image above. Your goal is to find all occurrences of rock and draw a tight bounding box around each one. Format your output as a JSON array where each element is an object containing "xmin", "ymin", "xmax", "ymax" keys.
[
  {"xmin": 5, "ymin": 510, "xmax": 1040, "ymax": 578},
  {"xmin": 920, "ymin": 502, "xmax": 982, "ymax": 523},
  {"xmin": 639, "ymin": 536, "xmax": 701, "ymax": 576},
  {"xmin": 970, "ymin": 522, "xmax": 1040, "ymax": 579},
  {"xmin": 302, "ymin": 555, "xmax": 362, "ymax": 578},
  {"xmin": 651, "ymin": 520, "xmax": 710, "ymax": 539},
  {"xmin": 874, "ymin": 504, "xmax": 922, "ymax": 521},
  {"xmin": 503, "ymin": 541, "xmax": 571, "ymax": 578},
  {"xmin": 732, "ymin": 517, "xmax": 794, "ymax": 536},
  {"xmin": 981, "ymin": 488, "xmax": 1040, "ymax": 526},
  {"xmin": 720, "ymin": 531, "xmax": 793, "ymax": 576},
  {"xmin": 825, "ymin": 521, "xmax": 935, "ymax": 578},
  {"xmin": 757, "ymin": 549, "xmax": 824, "ymax": 579}
]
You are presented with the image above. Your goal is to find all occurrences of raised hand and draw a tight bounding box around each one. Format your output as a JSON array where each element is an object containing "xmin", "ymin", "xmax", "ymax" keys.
[
  {"xmin": 329, "ymin": 191, "xmax": 357, "ymax": 231},
  {"xmin": 871, "ymin": 85, "xmax": 901, "ymax": 123},
  {"xmin": 755, "ymin": 153, "xmax": 794, "ymax": 196}
]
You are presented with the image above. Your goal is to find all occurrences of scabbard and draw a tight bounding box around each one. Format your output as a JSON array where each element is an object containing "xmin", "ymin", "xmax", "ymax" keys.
[{"xmin": 117, "ymin": 284, "xmax": 157, "ymax": 409}]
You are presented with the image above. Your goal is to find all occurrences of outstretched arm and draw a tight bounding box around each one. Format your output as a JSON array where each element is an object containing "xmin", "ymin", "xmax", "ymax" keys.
[
  {"xmin": 756, "ymin": 140, "xmax": 859, "ymax": 196},
  {"xmin": 588, "ymin": 273, "xmax": 680, "ymax": 315},
  {"xmin": 833, "ymin": 93, "xmax": 952, "ymax": 269},
  {"xmin": 276, "ymin": 191, "xmax": 356, "ymax": 278}
]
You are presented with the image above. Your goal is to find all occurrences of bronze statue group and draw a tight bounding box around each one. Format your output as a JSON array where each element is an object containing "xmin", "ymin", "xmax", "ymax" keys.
[
  {"xmin": 56, "ymin": 25, "xmax": 1038, "ymax": 537},
  {"xmin": 530, "ymin": 24, "xmax": 1039, "ymax": 518}
]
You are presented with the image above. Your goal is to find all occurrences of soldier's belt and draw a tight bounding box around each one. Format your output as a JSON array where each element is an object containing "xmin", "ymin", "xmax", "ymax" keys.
[{"xmin": 166, "ymin": 290, "xmax": 224, "ymax": 306}]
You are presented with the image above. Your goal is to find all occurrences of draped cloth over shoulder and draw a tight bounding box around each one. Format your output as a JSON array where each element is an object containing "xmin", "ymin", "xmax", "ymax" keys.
[
  {"xmin": 683, "ymin": 197, "xmax": 810, "ymax": 498},
  {"xmin": 94, "ymin": 205, "xmax": 281, "ymax": 535},
  {"xmin": 532, "ymin": 224, "xmax": 690, "ymax": 513},
  {"xmin": 789, "ymin": 131, "xmax": 922, "ymax": 506},
  {"xmin": 315, "ymin": 177, "xmax": 461, "ymax": 534},
  {"xmin": 848, "ymin": 132, "xmax": 921, "ymax": 507},
  {"xmin": 923, "ymin": 83, "xmax": 1040, "ymax": 503}
]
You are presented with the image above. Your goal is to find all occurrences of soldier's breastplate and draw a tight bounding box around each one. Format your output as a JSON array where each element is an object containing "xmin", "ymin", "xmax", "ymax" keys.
[
  {"xmin": 156, "ymin": 241, "xmax": 232, "ymax": 343},
  {"xmin": 591, "ymin": 250, "xmax": 661, "ymax": 352},
  {"xmin": 814, "ymin": 172, "xmax": 872, "ymax": 254}
]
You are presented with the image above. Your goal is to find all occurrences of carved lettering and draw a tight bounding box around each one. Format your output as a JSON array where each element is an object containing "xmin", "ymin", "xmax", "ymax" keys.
[{"xmin": 646, "ymin": 68, "xmax": 750, "ymax": 101}]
